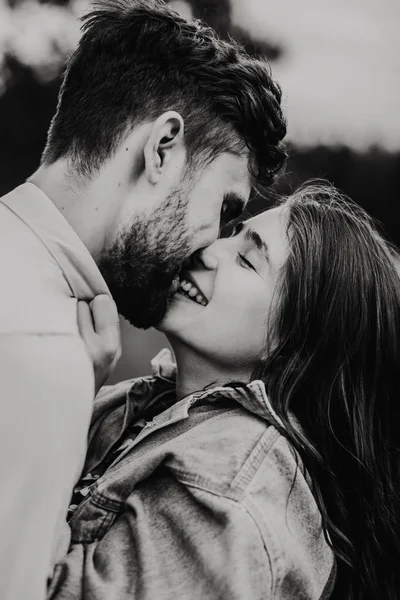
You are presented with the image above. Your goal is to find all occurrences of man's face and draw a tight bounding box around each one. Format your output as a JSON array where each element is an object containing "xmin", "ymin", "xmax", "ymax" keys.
[{"xmin": 98, "ymin": 152, "xmax": 251, "ymax": 329}]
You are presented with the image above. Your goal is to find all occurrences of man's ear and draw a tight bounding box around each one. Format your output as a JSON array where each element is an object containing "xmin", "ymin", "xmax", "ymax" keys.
[{"xmin": 144, "ymin": 111, "xmax": 185, "ymax": 185}]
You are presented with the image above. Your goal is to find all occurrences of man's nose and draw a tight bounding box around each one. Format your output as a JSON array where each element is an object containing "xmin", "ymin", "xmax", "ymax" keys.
[
  {"xmin": 195, "ymin": 238, "xmax": 228, "ymax": 271},
  {"xmin": 199, "ymin": 219, "xmax": 221, "ymax": 251},
  {"xmin": 190, "ymin": 248, "xmax": 216, "ymax": 271}
]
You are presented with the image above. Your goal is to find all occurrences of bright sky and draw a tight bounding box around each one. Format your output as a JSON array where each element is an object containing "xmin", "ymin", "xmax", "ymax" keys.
[
  {"xmin": 1, "ymin": 0, "xmax": 399, "ymax": 150},
  {"xmin": 231, "ymin": 0, "xmax": 400, "ymax": 150}
]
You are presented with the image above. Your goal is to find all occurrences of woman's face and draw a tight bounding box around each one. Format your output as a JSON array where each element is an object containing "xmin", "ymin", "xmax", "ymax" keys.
[{"xmin": 158, "ymin": 206, "xmax": 289, "ymax": 371}]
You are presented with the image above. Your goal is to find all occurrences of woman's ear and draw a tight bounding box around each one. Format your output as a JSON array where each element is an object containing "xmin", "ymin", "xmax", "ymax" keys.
[{"xmin": 144, "ymin": 111, "xmax": 185, "ymax": 185}]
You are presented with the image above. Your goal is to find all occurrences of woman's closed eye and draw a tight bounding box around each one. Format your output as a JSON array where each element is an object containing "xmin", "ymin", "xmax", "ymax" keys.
[{"xmin": 238, "ymin": 253, "xmax": 256, "ymax": 272}]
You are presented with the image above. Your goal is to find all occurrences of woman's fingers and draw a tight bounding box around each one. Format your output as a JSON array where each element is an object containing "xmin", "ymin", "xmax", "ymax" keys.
[
  {"xmin": 91, "ymin": 295, "xmax": 121, "ymax": 366},
  {"xmin": 77, "ymin": 295, "xmax": 121, "ymax": 395},
  {"xmin": 90, "ymin": 295, "xmax": 120, "ymax": 348}
]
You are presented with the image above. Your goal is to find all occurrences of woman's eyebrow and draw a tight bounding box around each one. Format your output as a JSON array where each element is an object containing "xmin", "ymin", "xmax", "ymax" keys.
[{"xmin": 244, "ymin": 228, "xmax": 270, "ymax": 262}]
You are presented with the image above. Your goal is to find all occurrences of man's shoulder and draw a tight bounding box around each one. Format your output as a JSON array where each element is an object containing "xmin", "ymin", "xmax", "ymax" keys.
[{"xmin": 0, "ymin": 198, "xmax": 78, "ymax": 335}]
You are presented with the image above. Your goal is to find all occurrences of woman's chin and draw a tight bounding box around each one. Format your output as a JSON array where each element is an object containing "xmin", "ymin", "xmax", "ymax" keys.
[
  {"xmin": 155, "ymin": 308, "xmax": 177, "ymax": 334},
  {"xmin": 154, "ymin": 318, "xmax": 168, "ymax": 333},
  {"xmin": 155, "ymin": 293, "xmax": 181, "ymax": 333},
  {"xmin": 157, "ymin": 291, "xmax": 207, "ymax": 338},
  {"xmin": 155, "ymin": 310, "xmax": 191, "ymax": 340}
]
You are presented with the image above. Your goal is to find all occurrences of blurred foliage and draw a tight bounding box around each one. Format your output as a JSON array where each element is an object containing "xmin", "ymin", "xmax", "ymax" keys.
[{"xmin": 1, "ymin": 0, "xmax": 398, "ymax": 246}]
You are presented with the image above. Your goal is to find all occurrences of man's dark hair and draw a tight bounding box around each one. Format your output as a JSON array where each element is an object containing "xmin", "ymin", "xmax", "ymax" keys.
[{"xmin": 43, "ymin": 0, "xmax": 287, "ymax": 186}]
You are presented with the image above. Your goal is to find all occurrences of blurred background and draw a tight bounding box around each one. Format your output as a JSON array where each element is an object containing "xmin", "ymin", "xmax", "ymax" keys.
[{"xmin": 1, "ymin": 0, "xmax": 399, "ymax": 381}]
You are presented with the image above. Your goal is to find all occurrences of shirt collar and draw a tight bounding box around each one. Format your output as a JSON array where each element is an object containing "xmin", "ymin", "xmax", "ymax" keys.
[{"xmin": 0, "ymin": 182, "xmax": 110, "ymax": 300}]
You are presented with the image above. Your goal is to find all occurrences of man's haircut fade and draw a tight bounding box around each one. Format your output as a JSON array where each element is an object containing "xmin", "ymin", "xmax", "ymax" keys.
[{"xmin": 42, "ymin": 0, "xmax": 287, "ymax": 186}]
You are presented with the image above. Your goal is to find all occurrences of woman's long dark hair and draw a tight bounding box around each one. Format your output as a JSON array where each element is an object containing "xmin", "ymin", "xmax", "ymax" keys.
[{"xmin": 252, "ymin": 184, "xmax": 400, "ymax": 599}]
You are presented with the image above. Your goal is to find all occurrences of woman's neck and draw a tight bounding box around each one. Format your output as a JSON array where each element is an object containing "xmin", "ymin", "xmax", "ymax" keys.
[{"xmin": 169, "ymin": 339, "xmax": 252, "ymax": 401}]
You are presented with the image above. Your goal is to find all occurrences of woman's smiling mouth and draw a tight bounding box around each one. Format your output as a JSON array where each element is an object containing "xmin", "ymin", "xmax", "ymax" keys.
[{"xmin": 176, "ymin": 272, "xmax": 208, "ymax": 306}]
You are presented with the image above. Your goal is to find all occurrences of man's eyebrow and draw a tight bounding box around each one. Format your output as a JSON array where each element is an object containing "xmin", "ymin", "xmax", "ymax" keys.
[{"xmin": 244, "ymin": 227, "xmax": 270, "ymax": 262}]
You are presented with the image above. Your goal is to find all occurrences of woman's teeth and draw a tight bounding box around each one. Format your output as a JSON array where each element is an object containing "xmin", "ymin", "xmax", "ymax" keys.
[{"xmin": 177, "ymin": 279, "xmax": 208, "ymax": 306}]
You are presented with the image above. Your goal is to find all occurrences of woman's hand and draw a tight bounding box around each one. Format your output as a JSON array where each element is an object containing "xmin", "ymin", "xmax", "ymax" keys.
[{"xmin": 77, "ymin": 295, "xmax": 121, "ymax": 395}]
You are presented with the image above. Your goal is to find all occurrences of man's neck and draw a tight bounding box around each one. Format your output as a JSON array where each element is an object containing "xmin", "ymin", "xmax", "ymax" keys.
[{"xmin": 29, "ymin": 162, "xmax": 109, "ymax": 261}]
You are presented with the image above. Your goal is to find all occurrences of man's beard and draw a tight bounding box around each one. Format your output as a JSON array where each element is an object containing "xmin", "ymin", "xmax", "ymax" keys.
[{"xmin": 98, "ymin": 188, "xmax": 190, "ymax": 329}]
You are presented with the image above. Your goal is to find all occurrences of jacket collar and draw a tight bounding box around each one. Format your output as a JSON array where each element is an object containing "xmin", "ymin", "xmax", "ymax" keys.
[
  {"xmin": 86, "ymin": 351, "xmax": 287, "ymax": 475},
  {"xmin": 149, "ymin": 349, "xmax": 285, "ymax": 430}
]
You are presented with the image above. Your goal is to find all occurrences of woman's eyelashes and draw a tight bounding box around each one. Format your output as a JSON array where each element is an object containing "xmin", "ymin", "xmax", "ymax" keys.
[{"xmin": 238, "ymin": 253, "xmax": 256, "ymax": 272}]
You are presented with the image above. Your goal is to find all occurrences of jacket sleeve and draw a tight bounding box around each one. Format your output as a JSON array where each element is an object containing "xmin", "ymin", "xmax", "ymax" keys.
[
  {"xmin": 0, "ymin": 334, "xmax": 94, "ymax": 600},
  {"xmin": 47, "ymin": 471, "xmax": 273, "ymax": 600}
]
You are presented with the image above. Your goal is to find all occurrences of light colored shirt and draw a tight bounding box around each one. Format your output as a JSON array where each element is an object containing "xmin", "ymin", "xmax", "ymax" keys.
[{"xmin": 0, "ymin": 183, "xmax": 110, "ymax": 600}]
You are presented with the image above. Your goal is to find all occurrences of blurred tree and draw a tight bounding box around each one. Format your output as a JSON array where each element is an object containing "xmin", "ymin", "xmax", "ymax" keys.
[
  {"xmin": 0, "ymin": 55, "xmax": 59, "ymax": 192},
  {"xmin": 175, "ymin": 0, "xmax": 283, "ymax": 60},
  {"xmin": 272, "ymin": 145, "xmax": 400, "ymax": 246},
  {"xmin": 1, "ymin": 0, "xmax": 398, "ymax": 246}
]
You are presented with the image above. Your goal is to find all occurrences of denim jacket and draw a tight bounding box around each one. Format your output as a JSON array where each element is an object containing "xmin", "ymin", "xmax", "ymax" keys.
[{"xmin": 48, "ymin": 350, "xmax": 336, "ymax": 600}]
